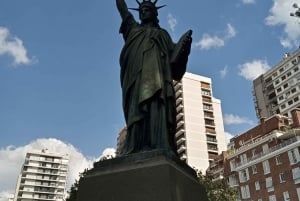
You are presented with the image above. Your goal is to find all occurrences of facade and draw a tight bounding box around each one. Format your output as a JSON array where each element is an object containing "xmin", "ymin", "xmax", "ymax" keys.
[
  {"xmin": 222, "ymin": 109, "xmax": 300, "ymax": 201},
  {"xmin": 12, "ymin": 150, "xmax": 69, "ymax": 201},
  {"xmin": 174, "ymin": 72, "xmax": 227, "ymax": 172},
  {"xmin": 116, "ymin": 72, "xmax": 227, "ymax": 172},
  {"xmin": 253, "ymin": 49, "xmax": 300, "ymax": 120}
]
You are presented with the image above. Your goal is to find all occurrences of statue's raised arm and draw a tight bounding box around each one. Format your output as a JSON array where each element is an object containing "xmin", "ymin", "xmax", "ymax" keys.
[{"xmin": 116, "ymin": 0, "xmax": 129, "ymax": 20}]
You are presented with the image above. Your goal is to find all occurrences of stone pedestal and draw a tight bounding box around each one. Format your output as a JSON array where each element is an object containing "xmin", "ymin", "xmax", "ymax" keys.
[{"xmin": 77, "ymin": 150, "xmax": 208, "ymax": 201}]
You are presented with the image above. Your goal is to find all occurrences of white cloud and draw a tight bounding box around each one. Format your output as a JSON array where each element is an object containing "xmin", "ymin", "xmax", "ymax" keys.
[
  {"xmin": 195, "ymin": 34, "xmax": 225, "ymax": 50},
  {"xmin": 195, "ymin": 23, "xmax": 237, "ymax": 50},
  {"xmin": 225, "ymin": 131, "xmax": 235, "ymax": 144},
  {"xmin": 223, "ymin": 114, "xmax": 254, "ymax": 125},
  {"xmin": 0, "ymin": 191, "xmax": 12, "ymax": 201},
  {"xmin": 265, "ymin": 0, "xmax": 300, "ymax": 48},
  {"xmin": 225, "ymin": 23, "xmax": 237, "ymax": 39},
  {"xmin": 0, "ymin": 138, "xmax": 116, "ymax": 201},
  {"xmin": 280, "ymin": 38, "xmax": 293, "ymax": 48},
  {"xmin": 241, "ymin": 0, "xmax": 255, "ymax": 4},
  {"xmin": 167, "ymin": 14, "xmax": 178, "ymax": 32},
  {"xmin": 238, "ymin": 59, "xmax": 271, "ymax": 80},
  {"xmin": 0, "ymin": 27, "xmax": 32, "ymax": 65},
  {"xmin": 220, "ymin": 66, "xmax": 228, "ymax": 78}
]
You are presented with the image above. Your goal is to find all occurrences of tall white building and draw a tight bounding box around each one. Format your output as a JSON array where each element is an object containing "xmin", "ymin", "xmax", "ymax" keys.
[
  {"xmin": 12, "ymin": 150, "xmax": 69, "ymax": 201},
  {"xmin": 253, "ymin": 48, "xmax": 300, "ymax": 120},
  {"xmin": 174, "ymin": 72, "xmax": 227, "ymax": 172}
]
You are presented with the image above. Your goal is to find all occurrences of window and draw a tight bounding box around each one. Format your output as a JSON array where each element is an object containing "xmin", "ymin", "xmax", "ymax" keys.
[
  {"xmin": 203, "ymin": 104, "xmax": 212, "ymax": 110},
  {"xmin": 282, "ymin": 75, "xmax": 286, "ymax": 81},
  {"xmin": 295, "ymin": 96, "xmax": 299, "ymax": 102},
  {"xmin": 292, "ymin": 167, "xmax": 300, "ymax": 184},
  {"xmin": 279, "ymin": 173, "xmax": 286, "ymax": 183},
  {"xmin": 279, "ymin": 96, "xmax": 284, "ymax": 101},
  {"xmin": 266, "ymin": 177, "xmax": 274, "ymax": 192},
  {"xmin": 239, "ymin": 168, "xmax": 249, "ymax": 183},
  {"xmin": 252, "ymin": 149, "xmax": 256, "ymax": 158},
  {"xmin": 240, "ymin": 153, "xmax": 247, "ymax": 164},
  {"xmin": 240, "ymin": 185, "xmax": 250, "ymax": 199},
  {"xmin": 269, "ymin": 195, "xmax": 276, "ymax": 201},
  {"xmin": 297, "ymin": 188, "xmax": 300, "ymax": 200},
  {"xmin": 262, "ymin": 144, "xmax": 269, "ymax": 154},
  {"xmin": 284, "ymin": 83, "xmax": 288, "ymax": 89},
  {"xmin": 281, "ymin": 104, "xmax": 286, "ymax": 109},
  {"xmin": 252, "ymin": 165, "xmax": 257, "ymax": 174},
  {"xmin": 202, "ymin": 89, "xmax": 211, "ymax": 96},
  {"xmin": 277, "ymin": 87, "xmax": 282, "ymax": 93},
  {"xmin": 230, "ymin": 159, "xmax": 236, "ymax": 171},
  {"xmin": 255, "ymin": 181, "xmax": 260, "ymax": 190},
  {"xmin": 263, "ymin": 160, "xmax": 270, "ymax": 174},
  {"xmin": 275, "ymin": 155, "xmax": 282, "ymax": 165},
  {"xmin": 279, "ymin": 68, "xmax": 284, "ymax": 73},
  {"xmin": 288, "ymin": 100, "xmax": 293, "ymax": 105},
  {"xmin": 294, "ymin": 66, "xmax": 299, "ymax": 72},
  {"xmin": 288, "ymin": 148, "xmax": 300, "ymax": 164},
  {"xmin": 283, "ymin": 191, "xmax": 290, "ymax": 201}
]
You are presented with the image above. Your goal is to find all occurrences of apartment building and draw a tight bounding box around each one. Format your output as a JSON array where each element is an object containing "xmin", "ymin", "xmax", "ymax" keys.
[
  {"xmin": 222, "ymin": 109, "xmax": 300, "ymax": 201},
  {"xmin": 116, "ymin": 72, "xmax": 227, "ymax": 172},
  {"xmin": 253, "ymin": 48, "xmax": 300, "ymax": 120},
  {"xmin": 12, "ymin": 149, "xmax": 69, "ymax": 201},
  {"xmin": 174, "ymin": 72, "xmax": 227, "ymax": 172}
]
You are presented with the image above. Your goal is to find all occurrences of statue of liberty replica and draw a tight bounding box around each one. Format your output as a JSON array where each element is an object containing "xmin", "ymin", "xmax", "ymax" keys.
[
  {"xmin": 116, "ymin": 0, "xmax": 192, "ymax": 156},
  {"xmin": 76, "ymin": 1, "xmax": 208, "ymax": 200}
]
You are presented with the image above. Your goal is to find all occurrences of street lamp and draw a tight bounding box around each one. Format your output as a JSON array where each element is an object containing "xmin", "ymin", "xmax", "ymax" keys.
[{"xmin": 290, "ymin": 3, "xmax": 300, "ymax": 18}]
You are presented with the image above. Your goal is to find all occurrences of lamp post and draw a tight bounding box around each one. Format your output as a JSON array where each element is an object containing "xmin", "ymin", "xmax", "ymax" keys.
[{"xmin": 290, "ymin": 3, "xmax": 300, "ymax": 18}]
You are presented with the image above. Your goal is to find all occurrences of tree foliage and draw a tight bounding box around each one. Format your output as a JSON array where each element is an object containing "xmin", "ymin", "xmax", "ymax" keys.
[
  {"xmin": 66, "ymin": 169, "xmax": 88, "ymax": 201},
  {"xmin": 197, "ymin": 171, "xmax": 238, "ymax": 201}
]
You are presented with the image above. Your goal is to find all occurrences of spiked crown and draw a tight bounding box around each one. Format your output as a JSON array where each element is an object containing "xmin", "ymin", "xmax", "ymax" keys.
[{"xmin": 129, "ymin": 0, "xmax": 166, "ymax": 12}]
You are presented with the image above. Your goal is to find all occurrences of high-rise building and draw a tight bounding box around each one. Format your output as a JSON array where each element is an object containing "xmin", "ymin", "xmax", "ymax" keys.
[
  {"xmin": 12, "ymin": 149, "xmax": 69, "ymax": 201},
  {"xmin": 209, "ymin": 109, "xmax": 300, "ymax": 201},
  {"xmin": 174, "ymin": 72, "xmax": 227, "ymax": 172},
  {"xmin": 116, "ymin": 72, "xmax": 227, "ymax": 172},
  {"xmin": 253, "ymin": 49, "xmax": 300, "ymax": 120}
]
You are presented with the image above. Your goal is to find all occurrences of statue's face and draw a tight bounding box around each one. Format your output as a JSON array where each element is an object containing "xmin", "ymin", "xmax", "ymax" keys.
[{"xmin": 139, "ymin": 6, "xmax": 156, "ymax": 23}]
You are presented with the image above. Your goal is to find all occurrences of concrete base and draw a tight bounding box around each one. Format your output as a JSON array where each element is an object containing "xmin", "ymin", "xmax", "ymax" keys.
[{"xmin": 77, "ymin": 150, "xmax": 208, "ymax": 201}]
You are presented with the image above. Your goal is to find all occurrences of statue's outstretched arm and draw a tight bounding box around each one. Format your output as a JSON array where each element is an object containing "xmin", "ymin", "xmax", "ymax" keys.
[{"xmin": 116, "ymin": 0, "xmax": 129, "ymax": 20}]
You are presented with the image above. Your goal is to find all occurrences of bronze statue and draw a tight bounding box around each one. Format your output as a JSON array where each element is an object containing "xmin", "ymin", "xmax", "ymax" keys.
[{"xmin": 116, "ymin": 0, "xmax": 192, "ymax": 155}]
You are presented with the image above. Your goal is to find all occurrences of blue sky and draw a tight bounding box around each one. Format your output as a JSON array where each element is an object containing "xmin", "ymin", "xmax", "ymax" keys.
[
  {"xmin": 1, "ymin": 0, "xmax": 300, "ymax": 197},
  {"xmin": 2, "ymin": 0, "xmax": 300, "ymax": 155}
]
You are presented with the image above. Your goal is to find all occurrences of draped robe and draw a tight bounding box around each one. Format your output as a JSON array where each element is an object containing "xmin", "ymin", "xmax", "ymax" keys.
[{"xmin": 119, "ymin": 12, "xmax": 183, "ymax": 155}]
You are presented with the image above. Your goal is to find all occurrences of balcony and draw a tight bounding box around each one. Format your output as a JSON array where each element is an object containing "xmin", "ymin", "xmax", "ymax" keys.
[
  {"xmin": 207, "ymin": 145, "xmax": 218, "ymax": 153},
  {"xmin": 175, "ymin": 89, "xmax": 183, "ymax": 98},
  {"xmin": 176, "ymin": 97, "xmax": 183, "ymax": 106},
  {"xmin": 176, "ymin": 120, "xmax": 184, "ymax": 129},
  {"xmin": 176, "ymin": 112, "xmax": 184, "ymax": 121},
  {"xmin": 175, "ymin": 129, "xmax": 185, "ymax": 138},
  {"xmin": 180, "ymin": 154, "xmax": 187, "ymax": 161},
  {"xmin": 176, "ymin": 104, "xmax": 183, "ymax": 113},
  {"xmin": 173, "ymin": 82, "xmax": 182, "ymax": 91},
  {"xmin": 207, "ymin": 137, "xmax": 217, "ymax": 144},
  {"xmin": 234, "ymin": 136, "xmax": 300, "ymax": 169},
  {"xmin": 176, "ymin": 137, "xmax": 186, "ymax": 145},
  {"xmin": 177, "ymin": 145, "xmax": 186, "ymax": 154}
]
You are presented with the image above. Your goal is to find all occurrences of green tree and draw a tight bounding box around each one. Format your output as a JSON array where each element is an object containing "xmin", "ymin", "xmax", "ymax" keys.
[{"xmin": 197, "ymin": 171, "xmax": 238, "ymax": 201}]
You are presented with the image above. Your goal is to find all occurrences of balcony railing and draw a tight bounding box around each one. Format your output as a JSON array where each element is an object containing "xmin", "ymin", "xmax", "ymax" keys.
[{"xmin": 234, "ymin": 136, "xmax": 299, "ymax": 169}]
